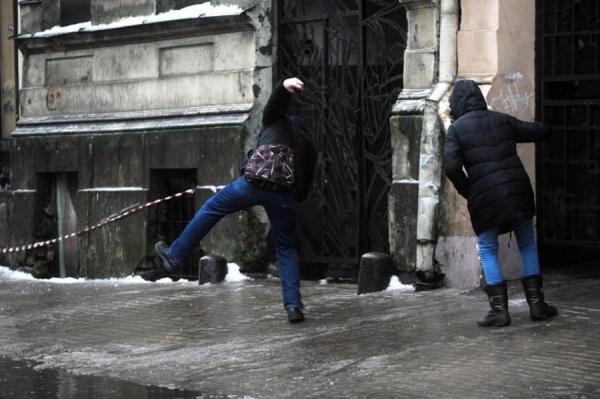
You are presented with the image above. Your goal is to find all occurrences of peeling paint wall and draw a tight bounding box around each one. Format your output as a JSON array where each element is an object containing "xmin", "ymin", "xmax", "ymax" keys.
[
  {"xmin": 0, "ymin": 1, "xmax": 16, "ymax": 139},
  {"xmin": 8, "ymin": 0, "xmax": 274, "ymax": 277},
  {"xmin": 20, "ymin": 32, "xmax": 255, "ymax": 117}
]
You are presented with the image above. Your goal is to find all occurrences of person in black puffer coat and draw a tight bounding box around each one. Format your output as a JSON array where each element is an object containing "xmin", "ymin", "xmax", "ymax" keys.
[{"xmin": 443, "ymin": 80, "xmax": 557, "ymax": 327}]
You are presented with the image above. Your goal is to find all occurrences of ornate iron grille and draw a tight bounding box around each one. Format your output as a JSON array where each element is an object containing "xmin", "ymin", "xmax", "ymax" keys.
[
  {"xmin": 276, "ymin": 0, "xmax": 406, "ymax": 269},
  {"xmin": 537, "ymin": 0, "xmax": 600, "ymax": 250}
]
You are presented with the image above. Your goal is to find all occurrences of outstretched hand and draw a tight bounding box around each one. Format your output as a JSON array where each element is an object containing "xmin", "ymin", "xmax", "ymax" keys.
[{"xmin": 283, "ymin": 77, "xmax": 304, "ymax": 93}]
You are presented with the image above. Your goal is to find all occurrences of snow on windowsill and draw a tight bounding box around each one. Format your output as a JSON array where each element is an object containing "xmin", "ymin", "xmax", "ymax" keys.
[{"xmin": 19, "ymin": 3, "xmax": 245, "ymax": 39}]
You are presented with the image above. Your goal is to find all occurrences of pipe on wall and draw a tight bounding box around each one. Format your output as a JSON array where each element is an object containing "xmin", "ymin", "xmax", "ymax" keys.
[{"xmin": 415, "ymin": 0, "xmax": 458, "ymax": 276}]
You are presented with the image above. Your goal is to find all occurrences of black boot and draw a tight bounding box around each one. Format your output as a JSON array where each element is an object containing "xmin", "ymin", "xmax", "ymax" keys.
[
  {"xmin": 522, "ymin": 274, "xmax": 558, "ymax": 321},
  {"xmin": 477, "ymin": 282, "xmax": 511, "ymax": 327},
  {"xmin": 286, "ymin": 307, "xmax": 305, "ymax": 324}
]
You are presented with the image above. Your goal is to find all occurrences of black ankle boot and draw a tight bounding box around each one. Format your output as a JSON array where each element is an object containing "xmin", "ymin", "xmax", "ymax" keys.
[
  {"xmin": 478, "ymin": 282, "xmax": 511, "ymax": 327},
  {"xmin": 522, "ymin": 275, "xmax": 558, "ymax": 321}
]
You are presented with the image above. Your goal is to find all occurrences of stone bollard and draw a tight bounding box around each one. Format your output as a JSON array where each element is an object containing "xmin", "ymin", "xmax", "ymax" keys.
[
  {"xmin": 357, "ymin": 252, "xmax": 394, "ymax": 295},
  {"xmin": 198, "ymin": 255, "xmax": 228, "ymax": 285}
]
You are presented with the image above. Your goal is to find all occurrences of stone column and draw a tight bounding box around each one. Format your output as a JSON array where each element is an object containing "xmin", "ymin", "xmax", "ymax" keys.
[{"xmin": 389, "ymin": 0, "xmax": 439, "ymax": 272}]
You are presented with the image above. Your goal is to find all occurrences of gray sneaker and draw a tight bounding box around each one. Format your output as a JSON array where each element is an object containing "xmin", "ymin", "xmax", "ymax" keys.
[{"xmin": 153, "ymin": 241, "xmax": 178, "ymax": 274}]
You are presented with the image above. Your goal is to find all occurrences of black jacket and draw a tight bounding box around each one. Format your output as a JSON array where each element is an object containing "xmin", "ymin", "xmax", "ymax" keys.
[
  {"xmin": 242, "ymin": 81, "xmax": 317, "ymax": 201},
  {"xmin": 443, "ymin": 80, "xmax": 549, "ymax": 235}
]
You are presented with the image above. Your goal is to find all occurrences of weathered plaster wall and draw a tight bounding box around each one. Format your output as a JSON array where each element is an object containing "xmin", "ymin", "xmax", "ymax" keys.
[
  {"xmin": 8, "ymin": 124, "xmax": 245, "ymax": 277},
  {"xmin": 8, "ymin": 1, "xmax": 273, "ymax": 277},
  {"xmin": 20, "ymin": 31, "xmax": 255, "ymax": 118},
  {"xmin": 0, "ymin": 1, "xmax": 16, "ymax": 139},
  {"xmin": 438, "ymin": 0, "xmax": 537, "ymax": 288}
]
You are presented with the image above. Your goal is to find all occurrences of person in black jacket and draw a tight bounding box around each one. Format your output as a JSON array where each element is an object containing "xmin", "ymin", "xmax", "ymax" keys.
[
  {"xmin": 154, "ymin": 77, "xmax": 317, "ymax": 324},
  {"xmin": 443, "ymin": 79, "xmax": 557, "ymax": 327}
]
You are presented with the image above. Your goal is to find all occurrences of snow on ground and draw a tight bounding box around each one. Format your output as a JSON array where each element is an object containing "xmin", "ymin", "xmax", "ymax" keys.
[
  {"xmin": 225, "ymin": 263, "xmax": 252, "ymax": 282},
  {"xmin": 20, "ymin": 3, "xmax": 244, "ymax": 39},
  {"xmin": 0, "ymin": 266, "xmax": 36, "ymax": 282},
  {"xmin": 509, "ymin": 298, "xmax": 527, "ymax": 306},
  {"xmin": 0, "ymin": 263, "xmax": 251, "ymax": 285},
  {"xmin": 386, "ymin": 275, "xmax": 414, "ymax": 291}
]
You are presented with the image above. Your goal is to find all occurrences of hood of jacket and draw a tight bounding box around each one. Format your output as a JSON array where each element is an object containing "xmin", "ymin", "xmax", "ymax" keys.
[{"xmin": 449, "ymin": 80, "xmax": 488, "ymax": 120}]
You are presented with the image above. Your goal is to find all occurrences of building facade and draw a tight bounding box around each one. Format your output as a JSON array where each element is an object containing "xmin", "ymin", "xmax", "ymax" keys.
[
  {"xmin": 1, "ymin": 0, "xmax": 596, "ymax": 288},
  {"xmin": 2, "ymin": 0, "xmax": 272, "ymax": 278}
]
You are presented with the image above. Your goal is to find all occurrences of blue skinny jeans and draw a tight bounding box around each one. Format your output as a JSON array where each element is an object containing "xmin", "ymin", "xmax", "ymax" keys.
[
  {"xmin": 476, "ymin": 219, "xmax": 541, "ymax": 285},
  {"xmin": 169, "ymin": 176, "xmax": 302, "ymax": 310}
]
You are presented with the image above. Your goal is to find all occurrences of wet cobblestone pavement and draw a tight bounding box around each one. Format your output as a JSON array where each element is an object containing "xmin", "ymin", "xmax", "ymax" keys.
[{"xmin": 1, "ymin": 267, "xmax": 599, "ymax": 398}]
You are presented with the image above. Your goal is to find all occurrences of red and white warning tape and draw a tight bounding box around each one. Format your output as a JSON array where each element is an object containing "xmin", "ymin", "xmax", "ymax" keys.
[{"xmin": 0, "ymin": 185, "xmax": 221, "ymax": 254}]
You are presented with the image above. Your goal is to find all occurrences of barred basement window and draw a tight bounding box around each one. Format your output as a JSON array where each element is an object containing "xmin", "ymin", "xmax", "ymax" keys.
[
  {"xmin": 149, "ymin": 169, "xmax": 199, "ymax": 280},
  {"xmin": 60, "ymin": 0, "xmax": 90, "ymax": 26}
]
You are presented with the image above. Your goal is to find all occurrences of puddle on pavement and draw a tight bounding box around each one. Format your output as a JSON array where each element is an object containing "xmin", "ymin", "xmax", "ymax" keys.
[{"xmin": 0, "ymin": 356, "xmax": 208, "ymax": 398}]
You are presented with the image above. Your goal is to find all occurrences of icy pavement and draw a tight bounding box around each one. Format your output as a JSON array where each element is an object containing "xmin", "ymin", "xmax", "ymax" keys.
[{"xmin": 1, "ymin": 266, "xmax": 600, "ymax": 398}]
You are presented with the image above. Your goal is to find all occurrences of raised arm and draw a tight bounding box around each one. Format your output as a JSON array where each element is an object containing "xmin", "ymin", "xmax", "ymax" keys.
[
  {"xmin": 443, "ymin": 126, "xmax": 470, "ymax": 198},
  {"xmin": 262, "ymin": 77, "xmax": 304, "ymax": 126},
  {"xmin": 510, "ymin": 115, "xmax": 550, "ymax": 143}
]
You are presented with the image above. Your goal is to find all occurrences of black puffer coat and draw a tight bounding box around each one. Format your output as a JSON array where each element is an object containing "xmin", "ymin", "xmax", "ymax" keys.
[{"xmin": 443, "ymin": 80, "xmax": 549, "ymax": 235}]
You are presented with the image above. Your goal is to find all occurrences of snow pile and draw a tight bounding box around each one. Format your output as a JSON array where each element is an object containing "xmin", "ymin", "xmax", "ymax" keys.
[
  {"xmin": 386, "ymin": 275, "xmax": 414, "ymax": 291},
  {"xmin": 225, "ymin": 263, "xmax": 252, "ymax": 282},
  {"xmin": 20, "ymin": 3, "xmax": 244, "ymax": 39},
  {"xmin": 0, "ymin": 264, "xmax": 251, "ymax": 285},
  {"xmin": 0, "ymin": 266, "xmax": 36, "ymax": 281}
]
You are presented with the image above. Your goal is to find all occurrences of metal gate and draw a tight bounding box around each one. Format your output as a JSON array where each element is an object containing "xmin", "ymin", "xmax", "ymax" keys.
[
  {"xmin": 276, "ymin": 0, "xmax": 406, "ymax": 271},
  {"xmin": 537, "ymin": 0, "xmax": 600, "ymax": 254}
]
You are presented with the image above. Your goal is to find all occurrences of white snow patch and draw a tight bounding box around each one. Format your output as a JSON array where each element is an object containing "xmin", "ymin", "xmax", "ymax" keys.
[
  {"xmin": 0, "ymin": 264, "xmax": 250, "ymax": 285},
  {"xmin": 0, "ymin": 266, "xmax": 36, "ymax": 281},
  {"xmin": 509, "ymin": 298, "xmax": 527, "ymax": 306},
  {"xmin": 386, "ymin": 275, "xmax": 414, "ymax": 291},
  {"xmin": 393, "ymin": 178, "xmax": 419, "ymax": 184},
  {"xmin": 225, "ymin": 263, "xmax": 251, "ymax": 282},
  {"xmin": 79, "ymin": 187, "xmax": 145, "ymax": 192},
  {"xmin": 20, "ymin": 3, "xmax": 244, "ymax": 39},
  {"xmin": 196, "ymin": 185, "xmax": 226, "ymax": 193},
  {"xmin": 0, "ymin": 265, "xmax": 196, "ymax": 285}
]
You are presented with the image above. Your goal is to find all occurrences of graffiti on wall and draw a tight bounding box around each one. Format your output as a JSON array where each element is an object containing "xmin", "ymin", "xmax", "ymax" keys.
[{"xmin": 489, "ymin": 72, "xmax": 534, "ymax": 119}]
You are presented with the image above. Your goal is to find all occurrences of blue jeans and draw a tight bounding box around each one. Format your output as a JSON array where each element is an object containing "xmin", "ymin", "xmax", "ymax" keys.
[
  {"xmin": 170, "ymin": 176, "xmax": 302, "ymax": 310},
  {"xmin": 477, "ymin": 219, "xmax": 541, "ymax": 285}
]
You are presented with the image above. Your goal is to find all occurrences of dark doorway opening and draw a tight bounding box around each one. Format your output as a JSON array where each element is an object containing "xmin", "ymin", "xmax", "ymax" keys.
[
  {"xmin": 60, "ymin": 0, "xmax": 91, "ymax": 26},
  {"xmin": 536, "ymin": 0, "xmax": 600, "ymax": 267},
  {"xmin": 276, "ymin": 0, "xmax": 406, "ymax": 280},
  {"xmin": 156, "ymin": 0, "xmax": 205, "ymax": 13},
  {"xmin": 33, "ymin": 173, "xmax": 78, "ymax": 277},
  {"xmin": 0, "ymin": 140, "xmax": 9, "ymax": 191},
  {"xmin": 148, "ymin": 169, "xmax": 200, "ymax": 280}
]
